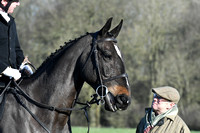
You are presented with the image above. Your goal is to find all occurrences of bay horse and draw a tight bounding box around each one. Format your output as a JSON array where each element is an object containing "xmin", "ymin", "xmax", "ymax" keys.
[{"xmin": 0, "ymin": 18, "xmax": 131, "ymax": 133}]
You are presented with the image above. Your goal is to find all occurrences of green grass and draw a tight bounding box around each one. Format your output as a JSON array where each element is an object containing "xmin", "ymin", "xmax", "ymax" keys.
[
  {"xmin": 72, "ymin": 127, "xmax": 200, "ymax": 133},
  {"xmin": 72, "ymin": 127, "xmax": 135, "ymax": 133}
]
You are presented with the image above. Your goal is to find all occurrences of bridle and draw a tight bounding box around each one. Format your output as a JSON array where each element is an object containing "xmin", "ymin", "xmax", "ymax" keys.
[{"xmin": 82, "ymin": 32, "xmax": 129, "ymax": 102}]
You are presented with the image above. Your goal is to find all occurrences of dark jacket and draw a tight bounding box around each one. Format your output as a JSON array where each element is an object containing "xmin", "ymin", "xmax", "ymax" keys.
[{"xmin": 0, "ymin": 14, "xmax": 24, "ymax": 74}]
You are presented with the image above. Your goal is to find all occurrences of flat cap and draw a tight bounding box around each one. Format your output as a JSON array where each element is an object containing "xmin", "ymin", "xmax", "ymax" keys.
[{"xmin": 152, "ymin": 86, "xmax": 180, "ymax": 104}]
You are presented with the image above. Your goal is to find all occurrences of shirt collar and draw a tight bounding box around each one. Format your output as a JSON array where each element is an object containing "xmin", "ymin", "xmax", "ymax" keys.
[{"xmin": 0, "ymin": 9, "xmax": 10, "ymax": 23}]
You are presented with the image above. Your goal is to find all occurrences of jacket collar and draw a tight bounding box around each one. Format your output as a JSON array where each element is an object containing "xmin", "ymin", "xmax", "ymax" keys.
[{"xmin": 165, "ymin": 113, "xmax": 176, "ymax": 121}]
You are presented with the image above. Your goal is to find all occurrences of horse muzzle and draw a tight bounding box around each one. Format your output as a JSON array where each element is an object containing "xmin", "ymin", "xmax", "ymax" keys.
[{"xmin": 104, "ymin": 92, "xmax": 131, "ymax": 112}]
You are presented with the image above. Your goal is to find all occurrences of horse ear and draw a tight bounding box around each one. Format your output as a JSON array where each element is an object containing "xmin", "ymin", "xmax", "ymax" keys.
[
  {"xmin": 99, "ymin": 17, "xmax": 113, "ymax": 37},
  {"xmin": 110, "ymin": 19, "xmax": 123, "ymax": 38}
]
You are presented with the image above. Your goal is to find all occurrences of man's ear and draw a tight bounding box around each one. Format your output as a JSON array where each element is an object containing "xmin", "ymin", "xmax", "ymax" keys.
[
  {"xmin": 168, "ymin": 102, "xmax": 175, "ymax": 109},
  {"xmin": 170, "ymin": 102, "xmax": 175, "ymax": 106}
]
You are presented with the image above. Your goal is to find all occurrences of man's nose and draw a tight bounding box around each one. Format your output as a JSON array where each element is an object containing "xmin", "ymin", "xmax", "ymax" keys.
[{"xmin": 153, "ymin": 98, "xmax": 159, "ymax": 103}]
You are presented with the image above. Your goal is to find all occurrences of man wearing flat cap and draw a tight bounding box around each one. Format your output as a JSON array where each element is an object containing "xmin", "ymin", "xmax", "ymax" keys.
[{"xmin": 136, "ymin": 86, "xmax": 190, "ymax": 133}]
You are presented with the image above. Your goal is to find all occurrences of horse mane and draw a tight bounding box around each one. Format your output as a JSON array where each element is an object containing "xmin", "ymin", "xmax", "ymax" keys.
[{"xmin": 30, "ymin": 33, "xmax": 90, "ymax": 80}]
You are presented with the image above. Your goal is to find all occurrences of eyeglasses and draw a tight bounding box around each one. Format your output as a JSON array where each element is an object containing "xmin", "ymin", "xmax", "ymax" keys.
[{"xmin": 153, "ymin": 94, "xmax": 170, "ymax": 103}]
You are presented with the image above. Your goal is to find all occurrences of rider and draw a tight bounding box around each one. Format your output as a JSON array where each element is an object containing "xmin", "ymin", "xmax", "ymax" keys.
[{"xmin": 0, "ymin": 0, "xmax": 32, "ymax": 86}]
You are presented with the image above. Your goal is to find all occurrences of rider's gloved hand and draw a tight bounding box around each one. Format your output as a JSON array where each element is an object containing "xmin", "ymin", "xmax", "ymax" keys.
[
  {"xmin": 2, "ymin": 67, "xmax": 21, "ymax": 80},
  {"xmin": 19, "ymin": 56, "xmax": 33, "ymax": 77},
  {"xmin": 20, "ymin": 64, "xmax": 33, "ymax": 76}
]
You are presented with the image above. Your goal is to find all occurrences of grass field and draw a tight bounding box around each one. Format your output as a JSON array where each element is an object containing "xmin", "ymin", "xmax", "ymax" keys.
[
  {"xmin": 72, "ymin": 127, "xmax": 135, "ymax": 133},
  {"xmin": 72, "ymin": 127, "xmax": 200, "ymax": 133}
]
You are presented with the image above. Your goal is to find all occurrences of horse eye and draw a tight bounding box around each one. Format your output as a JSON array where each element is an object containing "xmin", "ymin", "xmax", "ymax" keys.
[{"xmin": 103, "ymin": 50, "xmax": 112, "ymax": 58}]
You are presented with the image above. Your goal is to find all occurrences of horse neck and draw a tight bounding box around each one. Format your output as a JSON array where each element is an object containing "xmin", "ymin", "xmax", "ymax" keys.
[{"xmin": 21, "ymin": 35, "xmax": 92, "ymax": 107}]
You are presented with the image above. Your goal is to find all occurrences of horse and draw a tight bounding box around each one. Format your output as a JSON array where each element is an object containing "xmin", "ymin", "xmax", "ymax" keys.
[{"xmin": 0, "ymin": 18, "xmax": 131, "ymax": 133}]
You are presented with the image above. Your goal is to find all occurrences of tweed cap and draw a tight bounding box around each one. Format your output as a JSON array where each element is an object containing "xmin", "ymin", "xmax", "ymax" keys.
[{"xmin": 152, "ymin": 86, "xmax": 180, "ymax": 104}]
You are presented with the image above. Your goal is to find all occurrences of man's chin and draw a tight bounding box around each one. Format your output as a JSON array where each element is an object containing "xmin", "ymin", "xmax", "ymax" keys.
[{"xmin": 152, "ymin": 104, "xmax": 158, "ymax": 110}]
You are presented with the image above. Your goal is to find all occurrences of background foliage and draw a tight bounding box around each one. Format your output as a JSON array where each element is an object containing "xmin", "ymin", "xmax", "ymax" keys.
[{"xmin": 14, "ymin": 0, "xmax": 200, "ymax": 130}]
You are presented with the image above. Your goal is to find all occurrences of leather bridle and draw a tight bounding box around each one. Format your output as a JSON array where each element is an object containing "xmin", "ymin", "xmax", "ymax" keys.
[{"xmin": 82, "ymin": 32, "xmax": 129, "ymax": 101}]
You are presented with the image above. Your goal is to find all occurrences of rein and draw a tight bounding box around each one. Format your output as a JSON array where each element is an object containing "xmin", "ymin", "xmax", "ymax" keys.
[{"xmin": 8, "ymin": 79, "xmax": 100, "ymax": 133}]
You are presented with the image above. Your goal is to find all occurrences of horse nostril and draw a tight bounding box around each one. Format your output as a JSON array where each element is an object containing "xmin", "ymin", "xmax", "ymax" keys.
[
  {"xmin": 115, "ymin": 94, "xmax": 131, "ymax": 110},
  {"xmin": 116, "ymin": 94, "xmax": 130, "ymax": 105}
]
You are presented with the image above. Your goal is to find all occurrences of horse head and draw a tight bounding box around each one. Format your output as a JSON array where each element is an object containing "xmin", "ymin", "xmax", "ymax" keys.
[{"xmin": 80, "ymin": 18, "xmax": 131, "ymax": 112}]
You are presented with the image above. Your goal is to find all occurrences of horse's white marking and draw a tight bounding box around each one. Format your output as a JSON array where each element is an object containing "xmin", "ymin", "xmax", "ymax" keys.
[
  {"xmin": 114, "ymin": 45, "xmax": 122, "ymax": 58},
  {"xmin": 114, "ymin": 45, "xmax": 130, "ymax": 87}
]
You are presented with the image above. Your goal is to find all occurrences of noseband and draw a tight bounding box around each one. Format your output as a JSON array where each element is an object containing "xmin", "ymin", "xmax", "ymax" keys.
[{"xmin": 82, "ymin": 33, "xmax": 128, "ymax": 101}]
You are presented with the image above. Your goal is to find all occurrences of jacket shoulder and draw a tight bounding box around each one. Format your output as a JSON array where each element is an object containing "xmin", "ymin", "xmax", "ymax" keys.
[{"xmin": 174, "ymin": 115, "xmax": 191, "ymax": 133}]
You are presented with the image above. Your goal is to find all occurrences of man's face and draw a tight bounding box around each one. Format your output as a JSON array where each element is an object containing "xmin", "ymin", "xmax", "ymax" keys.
[{"xmin": 151, "ymin": 94, "xmax": 174, "ymax": 115}]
